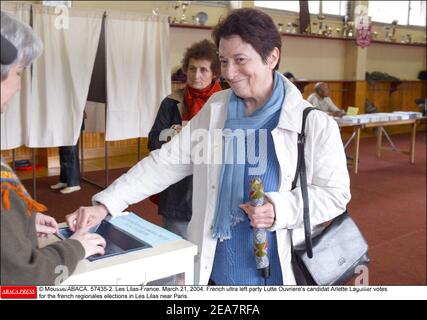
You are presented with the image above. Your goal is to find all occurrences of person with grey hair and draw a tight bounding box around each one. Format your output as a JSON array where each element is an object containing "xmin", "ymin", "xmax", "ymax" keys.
[
  {"xmin": 0, "ymin": 12, "xmax": 42, "ymax": 110},
  {"xmin": 1, "ymin": 11, "xmax": 106, "ymax": 285},
  {"xmin": 307, "ymin": 82, "xmax": 346, "ymax": 117}
]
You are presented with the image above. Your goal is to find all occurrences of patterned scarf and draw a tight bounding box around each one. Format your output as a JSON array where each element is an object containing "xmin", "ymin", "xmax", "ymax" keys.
[
  {"xmin": 183, "ymin": 80, "xmax": 222, "ymax": 120},
  {"xmin": 1, "ymin": 161, "xmax": 47, "ymax": 216}
]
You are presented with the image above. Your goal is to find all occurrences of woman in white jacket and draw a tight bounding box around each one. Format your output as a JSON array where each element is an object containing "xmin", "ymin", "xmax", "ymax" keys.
[{"xmin": 66, "ymin": 8, "xmax": 350, "ymax": 285}]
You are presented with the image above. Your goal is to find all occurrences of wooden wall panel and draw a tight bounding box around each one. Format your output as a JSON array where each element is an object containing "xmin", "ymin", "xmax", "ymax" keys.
[
  {"xmin": 301, "ymin": 81, "xmax": 345, "ymax": 108},
  {"xmin": 353, "ymin": 81, "xmax": 367, "ymax": 113},
  {"xmin": 391, "ymin": 81, "xmax": 425, "ymax": 112},
  {"xmin": 2, "ymin": 80, "xmax": 425, "ymax": 167},
  {"xmin": 366, "ymin": 80, "xmax": 425, "ymax": 113},
  {"xmin": 366, "ymin": 82, "xmax": 392, "ymax": 113},
  {"xmin": 1, "ymin": 147, "xmax": 32, "ymax": 163},
  {"xmin": 1, "ymin": 146, "xmax": 48, "ymax": 167}
]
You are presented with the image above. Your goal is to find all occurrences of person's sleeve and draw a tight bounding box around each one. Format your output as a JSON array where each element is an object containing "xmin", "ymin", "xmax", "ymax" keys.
[
  {"xmin": 93, "ymin": 110, "xmax": 198, "ymax": 216},
  {"xmin": 326, "ymin": 97, "xmax": 341, "ymax": 113},
  {"xmin": 1, "ymin": 192, "xmax": 85, "ymax": 285},
  {"xmin": 307, "ymin": 94, "xmax": 319, "ymax": 108},
  {"xmin": 147, "ymin": 99, "xmax": 175, "ymax": 151},
  {"xmin": 266, "ymin": 111, "xmax": 350, "ymax": 231}
]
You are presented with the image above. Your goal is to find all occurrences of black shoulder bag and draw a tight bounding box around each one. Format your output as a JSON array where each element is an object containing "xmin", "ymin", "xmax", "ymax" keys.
[{"xmin": 291, "ymin": 107, "xmax": 370, "ymax": 285}]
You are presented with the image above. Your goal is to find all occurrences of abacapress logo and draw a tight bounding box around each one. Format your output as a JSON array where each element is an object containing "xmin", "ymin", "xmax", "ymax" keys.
[{"xmin": 0, "ymin": 286, "xmax": 37, "ymax": 299}]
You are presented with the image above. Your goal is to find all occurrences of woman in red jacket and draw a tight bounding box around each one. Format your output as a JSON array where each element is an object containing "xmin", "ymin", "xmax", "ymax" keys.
[{"xmin": 147, "ymin": 39, "xmax": 222, "ymax": 238}]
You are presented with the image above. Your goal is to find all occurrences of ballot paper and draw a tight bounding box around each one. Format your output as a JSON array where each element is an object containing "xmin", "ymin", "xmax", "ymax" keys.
[
  {"xmin": 393, "ymin": 111, "xmax": 423, "ymax": 119},
  {"xmin": 346, "ymin": 106, "xmax": 359, "ymax": 116},
  {"xmin": 338, "ymin": 115, "xmax": 370, "ymax": 124},
  {"xmin": 109, "ymin": 212, "xmax": 182, "ymax": 246}
]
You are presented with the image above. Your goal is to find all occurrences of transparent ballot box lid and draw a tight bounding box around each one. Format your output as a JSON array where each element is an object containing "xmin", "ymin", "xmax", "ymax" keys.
[{"xmin": 57, "ymin": 220, "xmax": 152, "ymax": 261}]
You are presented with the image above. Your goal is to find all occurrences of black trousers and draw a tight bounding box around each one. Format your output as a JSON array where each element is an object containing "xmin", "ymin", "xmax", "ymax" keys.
[{"xmin": 59, "ymin": 145, "xmax": 80, "ymax": 187}]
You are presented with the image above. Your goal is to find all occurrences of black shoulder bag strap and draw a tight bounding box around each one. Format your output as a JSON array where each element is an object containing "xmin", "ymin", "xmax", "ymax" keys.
[{"xmin": 291, "ymin": 107, "xmax": 316, "ymax": 258}]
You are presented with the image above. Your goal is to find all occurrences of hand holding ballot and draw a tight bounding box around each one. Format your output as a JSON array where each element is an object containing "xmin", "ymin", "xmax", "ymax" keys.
[
  {"xmin": 35, "ymin": 212, "xmax": 59, "ymax": 238},
  {"xmin": 69, "ymin": 229, "xmax": 107, "ymax": 259},
  {"xmin": 66, "ymin": 204, "xmax": 109, "ymax": 232}
]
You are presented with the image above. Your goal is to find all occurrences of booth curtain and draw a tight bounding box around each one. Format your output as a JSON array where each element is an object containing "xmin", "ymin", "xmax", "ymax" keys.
[
  {"xmin": 105, "ymin": 11, "xmax": 170, "ymax": 141},
  {"xmin": 29, "ymin": 5, "xmax": 103, "ymax": 147},
  {"xmin": 2, "ymin": 5, "xmax": 171, "ymax": 149}
]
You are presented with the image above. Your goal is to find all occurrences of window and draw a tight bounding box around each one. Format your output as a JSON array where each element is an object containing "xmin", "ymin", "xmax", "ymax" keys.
[
  {"xmin": 368, "ymin": 1, "xmax": 409, "ymax": 24},
  {"xmin": 255, "ymin": 1, "xmax": 300, "ymax": 12},
  {"xmin": 42, "ymin": 1, "xmax": 71, "ymax": 8},
  {"xmin": 192, "ymin": 1, "xmax": 228, "ymax": 7},
  {"xmin": 409, "ymin": 0, "xmax": 426, "ymax": 26},
  {"xmin": 254, "ymin": 1, "xmax": 348, "ymax": 16},
  {"xmin": 369, "ymin": 0, "xmax": 426, "ymax": 26},
  {"xmin": 322, "ymin": 1, "xmax": 347, "ymax": 16}
]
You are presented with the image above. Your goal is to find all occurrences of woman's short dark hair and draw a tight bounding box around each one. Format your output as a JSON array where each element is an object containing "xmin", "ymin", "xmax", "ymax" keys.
[
  {"xmin": 181, "ymin": 39, "xmax": 221, "ymax": 77},
  {"xmin": 283, "ymin": 72, "xmax": 295, "ymax": 79},
  {"xmin": 212, "ymin": 8, "xmax": 282, "ymax": 70}
]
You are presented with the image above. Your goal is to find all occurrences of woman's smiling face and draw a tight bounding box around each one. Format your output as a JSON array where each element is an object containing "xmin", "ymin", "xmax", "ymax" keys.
[{"xmin": 218, "ymin": 35, "xmax": 277, "ymax": 101}]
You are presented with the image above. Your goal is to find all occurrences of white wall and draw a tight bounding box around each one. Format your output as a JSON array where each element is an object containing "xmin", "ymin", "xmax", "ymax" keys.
[
  {"xmin": 169, "ymin": 27, "xmax": 213, "ymax": 72},
  {"xmin": 281, "ymin": 36, "xmax": 347, "ymax": 80},
  {"xmin": 366, "ymin": 43, "xmax": 426, "ymax": 80},
  {"xmin": 170, "ymin": 29, "xmax": 349, "ymax": 81}
]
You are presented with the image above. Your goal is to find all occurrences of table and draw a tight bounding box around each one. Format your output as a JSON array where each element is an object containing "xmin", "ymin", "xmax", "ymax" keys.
[
  {"xmin": 338, "ymin": 122, "xmax": 363, "ymax": 174},
  {"xmin": 364, "ymin": 118, "xmax": 422, "ymax": 164},
  {"xmin": 337, "ymin": 117, "xmax": 425, "ymax": 174},
  {"xmin": 39, "ymin": 223, "xmax": 198, "ymax": 285}
]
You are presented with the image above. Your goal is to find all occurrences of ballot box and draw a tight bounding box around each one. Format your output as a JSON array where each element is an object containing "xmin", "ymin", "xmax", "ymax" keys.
[{"xmin": 39, "ymin": 212, "xmax": 197, "ymax": 285}]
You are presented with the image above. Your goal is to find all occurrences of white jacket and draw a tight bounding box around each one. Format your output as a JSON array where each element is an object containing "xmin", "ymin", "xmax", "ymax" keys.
[{"xmin": 93, "ymin": 74, "xmax": 351, "ymax": 285}]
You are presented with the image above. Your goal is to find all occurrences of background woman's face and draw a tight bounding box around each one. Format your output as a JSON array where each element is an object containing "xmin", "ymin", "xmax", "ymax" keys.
[
  {"xmin": 1, "ymin": 64, "xmax": 22, "ymax": 113},
  {"xmin": 186, "ymin": 58, "xmax": 214, "ymax": 90},
  {"xmin": 218, "ymin": 35, "xmax": 275, "ymax": 100}
]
